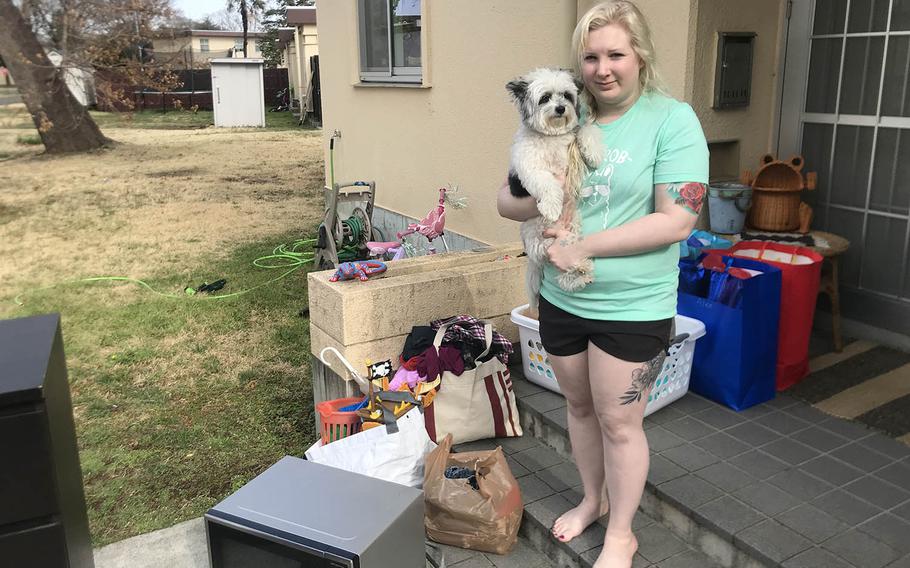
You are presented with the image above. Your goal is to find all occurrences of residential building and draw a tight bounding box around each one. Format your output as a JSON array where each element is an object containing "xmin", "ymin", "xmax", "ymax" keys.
[
  {"xmin": 316, "ymin": 0, "xmax": 910, "ymax": 337},
  {"xmin": 152, "ymin": 30, "xmax": 270, "ymax": 68},
  {"xmin": 276, "ymin": 6, "xmax": 319, "ymax": 111}
]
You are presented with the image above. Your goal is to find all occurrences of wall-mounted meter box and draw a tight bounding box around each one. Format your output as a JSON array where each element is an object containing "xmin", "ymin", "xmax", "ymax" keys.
[{"xmin": 714, "ymin": 32, "xmax": 757, "ymax": 109}]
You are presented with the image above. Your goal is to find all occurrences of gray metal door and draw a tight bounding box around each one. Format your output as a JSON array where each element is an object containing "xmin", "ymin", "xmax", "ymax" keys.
[{"xmin": 779, "ymin": 0, "xmax": 910, "ymax": 334}]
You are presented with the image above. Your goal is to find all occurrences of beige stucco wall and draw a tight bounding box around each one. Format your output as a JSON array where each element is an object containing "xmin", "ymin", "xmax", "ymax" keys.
[
  {"xmin": 285, "ymin": 24, "xmax": 319, "ymax": 108},
  {"xmin": 690, "ymin": 0, "xmax": 786, "ymax": 181},
  {"xmin": 318, "ymin": 0, "xmax": 784, "ymax": 244},
  {"xmin": 576, "ymin": 0, "xmax": 696, "ymax": 100},
  {"xmin": 318, "ymin": 0, "xmax": 578, "ymax": 245}
]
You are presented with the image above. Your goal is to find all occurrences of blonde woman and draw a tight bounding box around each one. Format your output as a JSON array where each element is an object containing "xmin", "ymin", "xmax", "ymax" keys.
[{"xmin": 497, "ymin": 2, "xmax": 708, "ymax": 566}]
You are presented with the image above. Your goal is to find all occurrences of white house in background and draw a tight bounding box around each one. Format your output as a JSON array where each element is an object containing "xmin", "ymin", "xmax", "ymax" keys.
[
  {"xmin": 152, "ymin": 30, "xmax": 270, "ymax": 68},
  {"xmin": 275, "ymin": 5, "xmax": 318, "ymax": 111}
]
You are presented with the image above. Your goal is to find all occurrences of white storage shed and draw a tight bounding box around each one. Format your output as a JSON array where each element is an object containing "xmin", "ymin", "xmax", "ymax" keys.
[{"xmin": 211, "ymin": 58, "xmax": 265, "ymax": 128}]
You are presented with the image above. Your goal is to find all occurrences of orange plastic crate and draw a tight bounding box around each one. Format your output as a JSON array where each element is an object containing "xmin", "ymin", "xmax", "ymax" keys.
[{"xmin": 316, "ymin": 397, "xmax": 364, "ymax": 444}]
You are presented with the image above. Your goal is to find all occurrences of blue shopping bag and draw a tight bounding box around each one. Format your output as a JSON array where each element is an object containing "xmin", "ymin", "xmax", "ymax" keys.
[{"xmin": 677, "ymin": 256, "xmax": 782, "ymax": 411}]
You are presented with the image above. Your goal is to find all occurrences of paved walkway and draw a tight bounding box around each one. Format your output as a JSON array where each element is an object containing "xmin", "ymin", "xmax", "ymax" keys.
[
  {"xmin": 91, "ymin": 514, "xmax": 554, "ymax": 568},
  {"xmin": 512, "ymin": 365, "xmax": 910, "ymax": 567},
  {"xmin": 93, "ymin": 518, "xmax": 208, "ymax": 568},
  {"xmin": 792, "ymin": 336, "xmax": 910, "ymax": 445}
]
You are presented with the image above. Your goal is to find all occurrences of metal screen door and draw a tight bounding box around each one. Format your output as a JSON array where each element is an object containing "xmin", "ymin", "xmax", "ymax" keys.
[{"xmin": 779, "ymin": 0, "xmax": 910, "ymax": 334}]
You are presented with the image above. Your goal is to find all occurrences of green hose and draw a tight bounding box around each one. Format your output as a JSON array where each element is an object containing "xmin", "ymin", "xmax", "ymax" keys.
[{"xmin": 13, "ymin": 238, "xmax": 318, "ymax": 306}]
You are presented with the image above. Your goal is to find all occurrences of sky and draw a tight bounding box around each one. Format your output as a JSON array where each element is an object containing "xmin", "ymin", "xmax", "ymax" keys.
[
  {"xmin": 171, "ymin": 0, "xmax": 231, "ymax": 20},
  {"xmin": 171, "ymin": 0, "xmax": 283, "ymax": 26}
]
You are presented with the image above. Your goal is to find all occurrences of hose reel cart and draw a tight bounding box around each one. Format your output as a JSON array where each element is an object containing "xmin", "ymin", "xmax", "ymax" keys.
[{"xmin": 313, "ymin": 180, "xmax": 379, "ymax": 269}]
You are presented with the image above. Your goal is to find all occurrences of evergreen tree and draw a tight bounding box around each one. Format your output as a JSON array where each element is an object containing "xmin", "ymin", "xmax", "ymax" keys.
[{"xmin": 258, "ymin": 0, "xmax": 312, "ymax": 68}]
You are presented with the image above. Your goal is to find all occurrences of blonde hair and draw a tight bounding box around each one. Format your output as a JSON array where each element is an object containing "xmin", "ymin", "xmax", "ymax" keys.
[{"xmin": 571, "ymin": 1, "xmax": 665, "ymax": 117}]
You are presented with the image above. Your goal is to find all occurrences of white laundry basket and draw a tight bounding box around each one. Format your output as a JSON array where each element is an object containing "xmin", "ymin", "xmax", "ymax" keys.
[{"xmin": 509, "ymin": 305, "xmax": 706, "ymax": 417}]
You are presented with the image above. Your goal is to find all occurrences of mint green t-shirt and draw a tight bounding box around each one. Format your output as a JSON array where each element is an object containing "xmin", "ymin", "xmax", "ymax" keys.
[{"xmin": 540, "ymin": 91, "xmax": 709, "ymax": 321}]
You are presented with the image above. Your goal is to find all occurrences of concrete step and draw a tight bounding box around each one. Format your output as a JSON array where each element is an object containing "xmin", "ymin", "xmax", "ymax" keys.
[
  {"xmin": 509, "ymin": 367, "xmax": 910, "ymax": 568},
  {"xmin": 456, "ymin": 433, "xmax": 724, "ymax": 568}
]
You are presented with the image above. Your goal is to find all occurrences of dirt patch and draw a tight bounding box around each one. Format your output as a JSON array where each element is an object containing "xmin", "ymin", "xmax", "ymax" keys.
[
  {"xmin": 220, "ymin": 174, "xmax": 281, "ymax": 185},
  {"xmin": 0, "ymin": 126, "xmax": 325, "ymax": 308},
  {"xmin": 145, "ymin": 167, "xmax": 203, "ymax": 178}
]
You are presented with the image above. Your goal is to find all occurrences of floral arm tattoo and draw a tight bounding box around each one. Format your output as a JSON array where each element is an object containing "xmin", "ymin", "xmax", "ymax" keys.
[
  {"xmin": 619, "ymin": 351, "xmax": 667, "ymax": 405},
  {"xmin": 665, "ymin": 182, "xmax": 707, "ymax": 215}
]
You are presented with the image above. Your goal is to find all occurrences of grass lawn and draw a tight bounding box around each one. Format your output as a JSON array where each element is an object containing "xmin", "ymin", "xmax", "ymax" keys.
[
  {"xmin": 89, "ymin": 109, "xmax": 305, "ymax": 130},
  {"xmin": 13, "ymin": 235, "xmax": 318, "ymax": 543},
  {"xmin": 0, "ymin": 106, "xmax": 326, "ymax": 545},
  {"xmin": 0, "ymin": 105, "xmax": 305, "ymax": 131}
]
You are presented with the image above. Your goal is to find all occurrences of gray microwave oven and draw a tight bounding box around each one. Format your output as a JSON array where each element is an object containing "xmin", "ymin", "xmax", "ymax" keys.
[{"xmin": 204, "ymin": 456, "xmax": 425, "ymax": 568}]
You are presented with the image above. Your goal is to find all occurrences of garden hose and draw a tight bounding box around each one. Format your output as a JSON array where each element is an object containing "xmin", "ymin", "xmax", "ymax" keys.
[
  {"xmin": 335, "ymin": 214, "xmax": 368, "ymax": 262},
  {"xmin": 13, "ymin": 238, "xmax": 318, "ymax": 306}
]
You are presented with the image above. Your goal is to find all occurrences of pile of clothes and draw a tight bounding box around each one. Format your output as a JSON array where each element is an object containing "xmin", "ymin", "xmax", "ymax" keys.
[{"xmin": 390, "ymin": 315, "xmax": 513, "ymax": 390}]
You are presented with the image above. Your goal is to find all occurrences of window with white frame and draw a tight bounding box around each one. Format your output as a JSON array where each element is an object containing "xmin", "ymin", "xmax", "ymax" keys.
[
  {"xmin": 234, "ymin": 38, "xmax": 244, "ymax": 51},
  {"xmin": 358, "ymin": 0, "xmax": 422, "ymax": 83},
  {"xmin": 199, "ymin": 38, "xmax": 210, "ymax": 52}
]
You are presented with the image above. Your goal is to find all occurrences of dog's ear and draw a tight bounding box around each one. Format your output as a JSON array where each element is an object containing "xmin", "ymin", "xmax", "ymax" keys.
[
  {"xmin": 505, "ymin": 79, "xmax": 528, "ymax": 103},
  {"xmin": 574, "ymin": 76, "xmax": 585, "ymax": 94}
]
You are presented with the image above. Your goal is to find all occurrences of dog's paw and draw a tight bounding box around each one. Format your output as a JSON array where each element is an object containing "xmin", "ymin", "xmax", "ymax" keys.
[
  {"xmin": 537, "ymin": 195, "xmax": 563, "ymax": 223},
  {"xmin": 557, "ymin": 260, "xmax": 594, "ymax": 292},
  {"xmin": 577, "ymin": 125, "xmax": 604, "ymax": 168}
]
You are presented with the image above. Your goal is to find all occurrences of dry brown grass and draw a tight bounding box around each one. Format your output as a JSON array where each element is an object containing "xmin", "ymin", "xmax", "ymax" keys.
[{"xmin": 0, "ymin": 125, "xmax": 325, "ymax": 306}]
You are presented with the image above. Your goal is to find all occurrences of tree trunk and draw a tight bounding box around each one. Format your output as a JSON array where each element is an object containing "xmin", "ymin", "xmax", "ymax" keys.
[
  {"xmin": 241, "ymin": 0, "xmax": 249, "ymax": 57},
  {"xmin": 0, "ymin": 0, "xmax": 110, "ymax": 154}
]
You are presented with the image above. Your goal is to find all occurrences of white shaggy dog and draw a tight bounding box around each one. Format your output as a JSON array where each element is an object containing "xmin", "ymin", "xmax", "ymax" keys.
[{"xmin": 506, "ymin": 68, "xmax": 602, "ymax": 308}]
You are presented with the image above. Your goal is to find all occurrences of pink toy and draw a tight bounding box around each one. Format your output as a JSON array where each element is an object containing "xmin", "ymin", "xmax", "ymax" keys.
[
  {"xmin": 329, "ymin": 261, "xmax": 387, "ymax": 282},
  {"xmin": 366, "ymin": 186, "xmax": 467, "ymax": 261},
  {"xmin": 389, "ymin": 366, "xmax": 422, "ymax": 390},
  {"xmin": 399, "ymin": 187, "xmax": 449, "ymax": 242}
]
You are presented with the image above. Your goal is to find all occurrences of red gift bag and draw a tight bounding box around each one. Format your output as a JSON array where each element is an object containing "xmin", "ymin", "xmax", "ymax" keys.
[{"xmin": 725, "ymin": 242, "xmax": 823, "ymax": 390}]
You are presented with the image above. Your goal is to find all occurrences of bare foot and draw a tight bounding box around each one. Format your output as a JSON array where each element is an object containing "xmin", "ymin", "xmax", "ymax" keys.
[
  {"xmin": 592, "ymin": 532, "xmax": 638, "ymax": 568},
  {"xmin": 551, "ymin": 497, "xmax": 605, "ymax": 542}
]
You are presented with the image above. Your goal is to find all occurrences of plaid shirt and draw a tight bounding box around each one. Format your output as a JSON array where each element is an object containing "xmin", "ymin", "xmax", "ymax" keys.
[{"xmin": 430, "ymin": 315, "xmax": 512, "ymax": 365}]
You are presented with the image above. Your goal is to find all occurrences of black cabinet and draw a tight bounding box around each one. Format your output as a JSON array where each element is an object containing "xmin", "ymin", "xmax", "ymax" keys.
[{"xmin": 0, "ymin": 314, "xmax": 94, "ymax": 568}]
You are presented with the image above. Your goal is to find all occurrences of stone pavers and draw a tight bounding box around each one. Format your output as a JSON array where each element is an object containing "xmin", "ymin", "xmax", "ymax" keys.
[
  {"xmin": 509, "ymin": 359, "xmax": 910, "ymax": 568},
  {"xmin": 455, "ymin": 433, "xmax": 724, "ymax": 568}
]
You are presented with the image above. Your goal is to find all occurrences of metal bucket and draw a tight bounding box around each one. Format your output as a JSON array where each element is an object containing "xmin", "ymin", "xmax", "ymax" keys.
[{"xmin": 708, "ymin": 183, "xmax": 752, "ymax": 234}]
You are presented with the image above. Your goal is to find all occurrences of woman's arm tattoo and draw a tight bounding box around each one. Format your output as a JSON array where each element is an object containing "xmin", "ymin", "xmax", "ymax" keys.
[
  {"xmin": 665, "ymin": 182, "xmax": 707, "ymax": 215},
  {"xmin": 619, "ymin": 351, "xmax": 667, "ymax": 405}
]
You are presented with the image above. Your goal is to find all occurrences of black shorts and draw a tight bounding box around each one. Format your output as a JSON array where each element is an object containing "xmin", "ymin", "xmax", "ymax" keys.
[{"xmin": 538, "ymin": 295, "xmax": 673, "ymax": 362}]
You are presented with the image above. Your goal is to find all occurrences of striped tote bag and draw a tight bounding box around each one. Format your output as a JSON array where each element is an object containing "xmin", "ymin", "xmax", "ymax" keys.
[{"xmin": 423, "ymin": 323, "xmax": 522, "ymax": 444}]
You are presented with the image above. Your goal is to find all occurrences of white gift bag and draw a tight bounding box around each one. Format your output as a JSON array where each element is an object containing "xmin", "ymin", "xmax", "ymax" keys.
[{"xmin": 304, "ymin": 407, "xmax": 436, "ymax": 488}]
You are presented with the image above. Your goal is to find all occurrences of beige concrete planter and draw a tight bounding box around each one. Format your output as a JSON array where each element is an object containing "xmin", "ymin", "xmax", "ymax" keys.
[{"xmin": 306, "ymin": 243, "xmax": 528, "ymax": 419}]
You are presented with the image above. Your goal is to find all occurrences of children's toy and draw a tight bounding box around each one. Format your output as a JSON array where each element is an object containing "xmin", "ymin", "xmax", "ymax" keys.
[
  {"xmin": 316, "ymin": 397, "xmax": 364, "ymax": 444},
  {"xmin": 389, "ymin": 366, "xmax": 421, "ymax": 390},
  {"xmin": 366, "ymin": 186, "xmax": 467, "ymax": 260},
  {"xmin": 319, "ymin": 347, "xmax": 371, "ymax": 394},
  {"xmin": 367, "ymin": 359, "xmax": 393, "ymax": 381},
  {"xmin": 329, "ymin": 260, "xmax": 387, "ymax": 282}
]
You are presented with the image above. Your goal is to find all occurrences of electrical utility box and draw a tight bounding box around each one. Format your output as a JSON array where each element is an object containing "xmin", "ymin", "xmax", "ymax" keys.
[{"xmin": 211, "ymin": 59, "xmax": 266, "ymax": 127}]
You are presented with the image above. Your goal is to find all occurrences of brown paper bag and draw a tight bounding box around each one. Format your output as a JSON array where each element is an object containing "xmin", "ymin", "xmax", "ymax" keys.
[{"xmin": 423, "ymin": 434, "xmax": 523, "ymax": 555}]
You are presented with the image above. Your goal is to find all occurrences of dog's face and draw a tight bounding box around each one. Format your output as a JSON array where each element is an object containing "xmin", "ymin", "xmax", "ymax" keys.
[{"xmin": 506, "ymin": 68, "xmax": 583, "ymax": 136}]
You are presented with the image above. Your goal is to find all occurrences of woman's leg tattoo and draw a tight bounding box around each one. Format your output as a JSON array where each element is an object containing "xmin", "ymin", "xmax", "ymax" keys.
[{"xmin": 618, "ymin": 351, "xmax": 667, "ymax": 405}]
